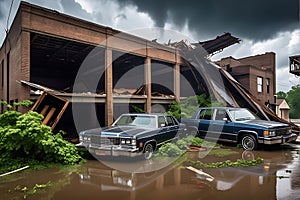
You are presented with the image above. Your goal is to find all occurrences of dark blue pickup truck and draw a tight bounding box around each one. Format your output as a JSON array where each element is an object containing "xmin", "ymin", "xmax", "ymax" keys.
[{"xmin": 181, "ymin": 107, "xmax": 297, "ymax": 150}]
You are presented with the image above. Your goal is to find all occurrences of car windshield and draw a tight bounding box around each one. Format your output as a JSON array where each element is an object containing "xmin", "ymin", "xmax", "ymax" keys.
[
  {"xmin": 114, "ymin": 115, "xmax": 157, "ymax": 128},
  {"xmin": 229, "ymin": 109, "xmax": 258, "ymax": 122}
]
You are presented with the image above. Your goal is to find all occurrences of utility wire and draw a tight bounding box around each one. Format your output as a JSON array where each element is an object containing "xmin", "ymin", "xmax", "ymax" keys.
[{"xmin": 6, "ymin": 0, "xmax": 15, "ymax": 33}]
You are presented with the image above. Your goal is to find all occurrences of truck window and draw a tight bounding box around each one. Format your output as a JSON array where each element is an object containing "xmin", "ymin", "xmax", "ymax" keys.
[
  {"xmin": 199, "ymin": 109, "xmax": 213, "ymax": 120},
  {"xmin": 215, "ymin": 109, "xmax": 229, "ymax": 120}
]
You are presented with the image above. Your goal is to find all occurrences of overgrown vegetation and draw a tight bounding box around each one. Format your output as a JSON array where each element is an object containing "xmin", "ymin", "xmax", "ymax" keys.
[
  {"xmin": 156, "ymin": 135, "xmax": 262, "ymax": 168},
  {"xmin": 156, "ymin": 135, "xmax": 221, "ymax": 157},
  {"xmin": 0, "ymin": 100, "xmax": 83, "ymax": 174},
  {"xmin": 167, "ymin": 94, "xmax": 225, "ymax": 119},
  {"xmin": 187, "ymin": 157, "xmax": 264, "ymax": 168},
  {"xmin": 12, "ymin": 181, "xmax": 53, "ymax": 199}
]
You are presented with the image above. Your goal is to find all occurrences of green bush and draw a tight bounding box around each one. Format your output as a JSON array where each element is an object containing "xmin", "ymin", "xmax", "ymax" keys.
[
  {"xmin": 175, "ymin": 135, "xmax": 194, "ymax": 150},
  {"xmin": 157, "ymin": 143, "xmax": 183, "ymax": 157},
  {"xmin": 157, "ymin": 135, "xmax": 222, "ymax": 157},
  {"xmin": 0, "ymin": 102, "xmax": 82, "ymax": 168}
]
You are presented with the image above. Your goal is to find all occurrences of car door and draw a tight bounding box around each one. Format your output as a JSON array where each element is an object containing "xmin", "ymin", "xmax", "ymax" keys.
[
  {"xmin": 157, "ymin": 116, "xmax": 169, "ymax": 144},
  {"xmin": 165, "ymin": 115, "xmax": 180, "ymax": 139},
  {"xmin": 198, "ymin": 108, "xmax": 214, "ymax": 137},
  {"xmin": 157, "ymin": 116, "xmax": 179, "ymax": 143},
  {"xmin": 210, "ymin": 108, "xmax": 235, "ymax": 141}
]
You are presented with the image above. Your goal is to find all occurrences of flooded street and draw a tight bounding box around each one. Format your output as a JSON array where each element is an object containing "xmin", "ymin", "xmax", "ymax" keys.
[{"xmin": 1, "ymin": 143, "xmax": 300, "ymax": 200}]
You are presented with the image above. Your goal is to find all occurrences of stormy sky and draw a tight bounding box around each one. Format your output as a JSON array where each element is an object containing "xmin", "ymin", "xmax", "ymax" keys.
[{"xmin": 0, "ymin": 0, "xmax": 299, "ymax": 92}]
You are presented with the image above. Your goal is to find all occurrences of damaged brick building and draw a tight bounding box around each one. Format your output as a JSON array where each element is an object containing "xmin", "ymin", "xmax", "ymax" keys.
[
  {"xmin": 217, "ymin": 52, "xmax": 276, "ymax": 106},
  {"xmin": 1, "ymin": 1, "xmax": 298, "ymax": 137}
]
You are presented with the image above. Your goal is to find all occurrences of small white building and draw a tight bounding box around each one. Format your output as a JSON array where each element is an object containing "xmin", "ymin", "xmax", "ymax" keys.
[{"xmin": 276, "ymin": 99, "xmax": 290, "ymax": 121}]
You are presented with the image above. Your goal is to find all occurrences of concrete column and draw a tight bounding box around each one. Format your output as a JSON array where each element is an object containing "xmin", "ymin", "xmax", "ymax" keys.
[
  {"xmin": 105, "ymin": 48, "xmax": 113, "ymax": 125},
  {"xmin": 144, "ymin": 57, "xmax": 151, "ymax": 113},
  {"xmin": 174, "ymin": 63, "xmax": 180, "ymax": 102}
]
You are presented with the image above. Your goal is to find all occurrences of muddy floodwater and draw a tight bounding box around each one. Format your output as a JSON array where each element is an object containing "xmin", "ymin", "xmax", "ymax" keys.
[{"xmin": 1, "ymin": 143, "xmax": 300, "ymax": 200}]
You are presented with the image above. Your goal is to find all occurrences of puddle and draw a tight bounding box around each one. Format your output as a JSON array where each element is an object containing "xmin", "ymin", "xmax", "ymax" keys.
[{"xmin": 1, "ymin": 143, "xmax": 300, "ymax": 200}]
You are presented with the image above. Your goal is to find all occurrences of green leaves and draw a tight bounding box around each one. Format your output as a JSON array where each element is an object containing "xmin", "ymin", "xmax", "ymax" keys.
[
  {"xmin": 188, "ymin": 157, "xmax": 264, "ymax": 168},
  {"xmin": 276, "ymin": 86, "xmax": 300, "ymax": 119},
  {"xmin": 167, "ymin": 94, "xmax": 226, "ymax": 120},
  {"xmin": 0, "ymin": 107, "xmax": 82, "ymax": 171},
  {"xmin": 157, "ymin": 143, "xmax": 184, "ymax": 157},
  {"xmin": 286, "ymin": 85, "xmax": 300, "ymax": 119},
  {"xmin": 156, "ymin": 136, "xmax": 220, "ymax": 157}
]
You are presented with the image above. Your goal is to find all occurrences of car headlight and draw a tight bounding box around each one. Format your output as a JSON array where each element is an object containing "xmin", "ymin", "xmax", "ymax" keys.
[
  {"xmin": 126, "ymin": 139, "xmax": 131, "ymax": 144},
  {"xmin": 80, "ymin": 136, "xmax": 90, "ymax": 141},
  {"xmin": 269, "ymin": 130, "xmax": 276, "ymax": 137},
  {"xmin": 131, "ymin": 139, "xmax": 136, "ymax": 146},
  {"xmin": 120, "ymin": 138, "xmax": 135, "ymax": 145},
  {"xmin": 264, "ymin": 130, "xmax": 276, "ymax": 137}
]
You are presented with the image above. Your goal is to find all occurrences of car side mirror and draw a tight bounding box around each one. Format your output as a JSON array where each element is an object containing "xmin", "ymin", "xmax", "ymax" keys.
[
  {"xmin": 223, "ymin": 117, "xmax": 229, "ymax": 122},
  {"xmin": 160, "ymin": 123, "xmax": 166, "ymax": 127}
]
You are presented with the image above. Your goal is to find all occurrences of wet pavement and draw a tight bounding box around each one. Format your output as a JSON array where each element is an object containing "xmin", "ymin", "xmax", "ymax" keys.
[{"xmin": 1, "ymin": 143, "xmax": 300, "ymax": 200}]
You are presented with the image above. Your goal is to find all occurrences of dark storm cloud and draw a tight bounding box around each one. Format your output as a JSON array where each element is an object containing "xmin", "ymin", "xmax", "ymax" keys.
[
  {"xmin": 117, "ymin": 0, "xmax": 299, "ymax": 40},
  {"xmin": 60, "ymin": 0, "xmax": 91, "ymax": 21},
  {"xmin": 0, "ymin": 0, "xmax": 10, "ymax": 25}
]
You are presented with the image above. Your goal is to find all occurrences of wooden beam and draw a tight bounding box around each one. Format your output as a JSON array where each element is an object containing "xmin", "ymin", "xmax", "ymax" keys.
[
  {"xmin": 174, "ymin": 63, "xmax": 180, "ymax": 102},
  {"xmin": 144, "ymin": 57, "xmax": 151, "ymax": 113},
  {"xmin": 105, "ymin": 48, "xmax": 113, "ymax": 125},
  {"xmin": 42, "ymin": 107, "xmax": 56, "ymax": 125}
]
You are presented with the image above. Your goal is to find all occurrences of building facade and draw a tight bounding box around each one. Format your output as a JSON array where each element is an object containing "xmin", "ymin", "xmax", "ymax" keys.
[
  {"xmin": 1, "ymin": 2, "xmax": 200, "ymax": 137},
  {"xmin": 217, "ymin": 52, "xmax": 276, "ymax": 106},
  {"xmin": 1, "ymin": 2, "xmax": 289, "ymax": 138},
  {"xmin": 275, "ymin": 99, "xmax": 290, "ymax": 121}
]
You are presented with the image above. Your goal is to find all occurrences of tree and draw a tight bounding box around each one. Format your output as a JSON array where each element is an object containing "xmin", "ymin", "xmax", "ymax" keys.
[
  {"xmin": 286, "ymin": 85, "xmax": 300, "ymax": 119},
  {"xmin": 167, "ymin": 94, "xmax": 225, "ymax": 119},
  {"xmin": 276, "ymin": 91, "xmax": 287, "ymax": 99}
]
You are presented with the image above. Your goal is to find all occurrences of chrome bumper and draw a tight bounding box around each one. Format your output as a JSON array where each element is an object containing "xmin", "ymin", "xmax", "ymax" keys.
[
  {"xmin": 76, "ymin": 142, "xmax": 141, "ymax": 157},
  {"xmin": 259, "ymin": 133, "xmax": 298, "ymax": 145}
]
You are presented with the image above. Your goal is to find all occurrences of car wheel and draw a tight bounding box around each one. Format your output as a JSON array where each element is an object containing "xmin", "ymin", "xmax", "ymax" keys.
[
  {"xmin": 242, "ymin": 150, "xmax": 255, "ymax": 160},
  {"xmin": 241, "ymin": 134, "xmax": 257, "ymax": 150},
  {"xmin": 188, "ymin": 128, "xmax": 198, "ymax": 136},
  {"xmin": 144, "ymin": 143, "xmax": 154, "ymax": 160}
]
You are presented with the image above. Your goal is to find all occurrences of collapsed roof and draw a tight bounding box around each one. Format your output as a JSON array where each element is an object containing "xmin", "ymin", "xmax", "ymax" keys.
[
  {"xmin": 192, "ymin": 32, "xmax": 241, "ymax": 56},
  {"xmin": 170, "ymin": 41, "xmax": 299, "ymax": 133}
]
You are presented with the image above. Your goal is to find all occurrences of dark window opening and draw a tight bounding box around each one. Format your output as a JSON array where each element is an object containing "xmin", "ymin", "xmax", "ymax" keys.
[
  {"xmin": 266, "ymin": 78, "xmax": 270, "ymax": 94},
  {"xmin": 1, "ymin": 59, "xmax": 3, "ymax": 88},
  {"xmin": 30, "ymin": 33, "xmax": 99, "ymax": 93},
  {"xmin": 6, "ymin": 52, "xmax": 10, "ymax": 102}
]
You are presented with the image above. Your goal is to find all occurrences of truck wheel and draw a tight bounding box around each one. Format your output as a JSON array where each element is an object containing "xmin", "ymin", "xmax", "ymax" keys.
[
  {"xmin": 144, "ymin": 143, "xmax": 154, "ymax": 160},
  {"xmin": 241, "ymin": 134, "xmax": 257, "ymax": 150}
]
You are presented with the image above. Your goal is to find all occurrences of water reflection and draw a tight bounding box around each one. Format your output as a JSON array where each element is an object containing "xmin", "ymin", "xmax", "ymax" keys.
[
  {"xmin": 1, "ymin": 144, "xmax": 300, "ymax": 200},
  {"xmin": 75, "ymin": 145, "xmax": 299, "ymax": 200}
]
